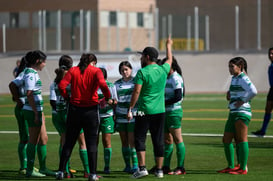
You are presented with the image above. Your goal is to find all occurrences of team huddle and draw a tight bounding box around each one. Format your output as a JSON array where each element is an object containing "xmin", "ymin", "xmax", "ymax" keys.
[{"xmin": 9, "ymin": 37, "xmax": 260, "ymax": 180}]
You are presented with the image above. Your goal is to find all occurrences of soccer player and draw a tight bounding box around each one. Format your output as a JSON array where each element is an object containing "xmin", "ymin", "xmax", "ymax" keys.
[
  {"xmin": 114, "ymin": 61, "xmax": 138, "ymax": 173},
  {"xmin": 97, "ymin": 67, "xmax": 117, "ymax": 174},
  {"xmin": 218, "ymin": 57, "xmax": 257, "ymax": 175},
  {"xmin": 160, "ymin": 56, "xmax": 186, "ymax": 175},
  {"xmin": 9, "ymin": 50, "xmax": 55, "ymax": 177},
  {"xmin": 50, "ymin": 55, "xmax": 90, "ymax": 178},
  {"xmin": 127, "ymin": 36, "xmax": 173, "ymax": 179},
  {"xmin": 56, "ymin": 53, "xmax": 112, "ymax": 181},
  {"xmin": 252, "ymin": 47, "xmax": 273, "ymax": 137}
]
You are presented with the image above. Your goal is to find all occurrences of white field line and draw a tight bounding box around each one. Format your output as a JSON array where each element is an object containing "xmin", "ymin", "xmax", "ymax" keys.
[{"xmin": 0, "ymin": 131, "xmax": 272, "ymax": 138}]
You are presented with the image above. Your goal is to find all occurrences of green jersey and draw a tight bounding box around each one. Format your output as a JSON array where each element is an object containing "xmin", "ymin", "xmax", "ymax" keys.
[
  {"xmin": 135, "ymin": 63, "xmax": 170, "ymax": 114},
  {"xmin": 165, "ymin": 71, "xmax": 184, "ymax": 113},
  {"xmin": 98, "ymin": 80, "xmax": 117, "ymax": 118},
  {"xmin": 115, "ymin": 77, "xmax": 136, "ymax": 123},
  {"xmin": 14, "ymin": 67, "xmax": 43, "ymax": 111}
]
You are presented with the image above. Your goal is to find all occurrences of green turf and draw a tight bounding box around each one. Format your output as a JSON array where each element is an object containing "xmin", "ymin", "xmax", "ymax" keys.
[{"xmin": 0, "ymin": 93, "xmax": 273, "ymax": 180}]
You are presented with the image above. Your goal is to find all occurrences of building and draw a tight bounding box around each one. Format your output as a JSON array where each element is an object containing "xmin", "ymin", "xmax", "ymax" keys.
[{"xmin": 0, "ymin": 0, "xmax": 157, "ymax": 52}]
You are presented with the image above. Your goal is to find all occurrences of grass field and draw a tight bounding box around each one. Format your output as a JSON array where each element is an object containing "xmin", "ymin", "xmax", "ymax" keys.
[{"xmin": 0, "ymin": 93, "xmax": 273, "ymax": 181}]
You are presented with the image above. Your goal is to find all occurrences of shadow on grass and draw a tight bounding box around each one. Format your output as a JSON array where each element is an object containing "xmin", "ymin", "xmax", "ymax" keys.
[{"xmin": 0, "ymin": 170, "xmax": 55, "ymax": 180}]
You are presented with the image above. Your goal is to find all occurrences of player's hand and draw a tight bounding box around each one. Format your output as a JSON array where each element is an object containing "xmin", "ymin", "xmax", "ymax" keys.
[
  {"xmin": 166, "ymin": 34, "xmax": 173, "ymax": 47},
  {"xmin": 127, "ymin": 109, "xmax": 133, "ymax": 121}
]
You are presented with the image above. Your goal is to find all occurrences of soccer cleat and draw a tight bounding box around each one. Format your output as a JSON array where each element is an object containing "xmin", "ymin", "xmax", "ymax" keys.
[
  {"xmin": 39, "ymin": 168, "xmax": 57, "ymax": 176},
  {"xmin": 217, "ymin": 167, "xmax": 238, "ymax": 173},
  {"xmin": 33, "ymin": 167, "xmax": 39, "ymax": 172},
  {"xmin": 19, "ymin": 169, "xmax": 26, "ymax": 175},
  {"xmin": 154, "ymin": 169, "xmax": 164, "ymax": 178},
  {"xmin": 131, "ymin": 165, "xmax": 138, "ymax": 173},
  {"xmin": 84, "ymin": 171, "xmax": 90, "ymax": 178},
  {"xmin": 168, "ymin": 167, "xmax": 186, "ymax": 175},
  {"xmin": 229, "ymin": 169, "xmax": 247, "ymax": 175},
  {"xmin": 104, "ymin": 167, "xmax": 110, "ymax": 174},
  {"xmin": 148, "ymin": 165, "xmax": 156, "ymax": 174},
  {"xmin": 89, "ymin": 174, "xmax": 99, "ymax": 181},
  {"xmin": 131, "ymin": 168, "xmax": 149, "ymax": 179},
  {"xmin": 234, "ymin": 164, "xmax": 248, "ymax": 172},
  {"xmin": 69, "ymin": 168, "xmax": 77, "ymax": 173},
  {"xmin": 162, "ymin": 166, "xmax": 171, "ymax": 174},
  {"xmin": 252, "ymin": 130, "xmax": 265, "ymax": 137},
  {"xmin": 26, "ymin": 170, "xmax": 46, "ymax": 177},
  {"xmin": 56, "ymin": 171, "xmax": 64, "ymax": 180},
  {"xmin": 123, "ymin": 165, "xmax": 131, "ymax": 173}
]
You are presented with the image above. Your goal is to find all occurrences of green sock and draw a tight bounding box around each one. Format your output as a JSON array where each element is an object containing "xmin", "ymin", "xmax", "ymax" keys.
[
  {"xmin": 80, "ymin": 149, "xmax": 90, "ymax": 173},
  {"xmin": 122, "ymin": 147, "xmax": 131, "ymax": 167},
  {"xmin": 131, "ymin": 148, "xmax": 138, "ymax": 167},
  {"xmin": 238, "ymin": 142, "xmax": 249, "ymax": 170},
  {"xmin": 26, "ymin": 143, "xmax": 37, "ymax": 174},
  {"xmin": 163, "ymin": 143, "xmax": 173, "ymax": 167},
  {"xmin": 236, "ymin": 143, "xmax": 240, "ymax": 165},
  {"xmin": 176, "ymin": 142, "xmax": 186, "ymax": 168},
  {"xmin": 224, "ymin": 143, "xmax": 234, "ymax": 169},
  {"xmin": 104, "ymin": 148, "xmax": 112, "ymax": 168},
  {"xmin": 18, "ymin": 143, "xmax": 27, "ymax": 170},
  {"xmin": 37, "ymin": 144, "xmax": 47, "ymax": 170}
]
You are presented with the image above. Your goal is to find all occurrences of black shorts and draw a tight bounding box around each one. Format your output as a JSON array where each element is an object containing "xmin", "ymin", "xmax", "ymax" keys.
[{"xmin": 267, "ymin": 87, "xmax": 273, "ymax": 101}]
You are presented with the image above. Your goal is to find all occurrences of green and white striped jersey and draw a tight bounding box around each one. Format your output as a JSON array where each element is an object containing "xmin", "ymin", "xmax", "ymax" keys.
[
  {"xmin": 49, "ymin": 82, "xmax": 57, "ymax": 114},
  {"xmin": 50, "ymin": 82, "xmax": 70, "ymax": 112},
  {"xmin": 14, "ymin": 67, "xmax": 43, "ymax": 111},
  {"xmin": 13, "ymin": 70, "xmax": 26, "ymax": 105},
  {"xmin": 165, "ymin": 71, "xmax": 184, "ymax": 113},
  {"xmin": 228, "ymin": 72, "xmax": 257, "ymax": 116},
  {"xmin": 114, "ymin": 77, "xmax": 136, "ymax": 123},
  {"xmin": 98, "ymin": 80, "xmax": 117, "ymax": 118}
]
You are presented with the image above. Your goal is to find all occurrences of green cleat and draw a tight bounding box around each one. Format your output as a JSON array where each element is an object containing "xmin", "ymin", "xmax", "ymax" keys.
[
  {"xmin": 26, "ymin": 170, "xmax": 46, "ymax": 177},
  {"xmin": 18, "ymin": 169, "xmax": 26, "ymax": 175},
  {"xmin": 39, "ymin": 168, "xmax": 57, "ymax": 176}
]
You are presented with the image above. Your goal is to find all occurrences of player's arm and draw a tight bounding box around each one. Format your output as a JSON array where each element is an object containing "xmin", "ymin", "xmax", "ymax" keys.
[
  {"xmin": 9, "ymin": 81, "xmax": 23, "ymax": 107},
  {"xmin": 26, "ymin": 90, "xmax": 39, "ymax": 124},
  {"xmin": 127, "ymin": 83, "xmax": 142, "ymax": 120},
  {"xmin": 164, "ymin": 35, "xmax": 173, "ymax": 67}
]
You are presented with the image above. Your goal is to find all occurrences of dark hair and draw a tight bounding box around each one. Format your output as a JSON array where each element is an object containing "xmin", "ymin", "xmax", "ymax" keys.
[
  {"xmin": 100, "ymin": 67, "xmax": 107, "ymax": 79},
  {"xmin": 25, "ymin": 50, "xmax": 46, "ymax": 67},
  {"xmin": 268, "ymin": 47, "xmax": 273, "ymax": 60},
  {"xmin": 118, "ymin": 61, "xmax": 132, "ymax": 74},
  {"xmin": 229, "ymin": 57, "xmax": 247, "ymax": 74},
  {"xmin": 55, "ymin": 55, "xmax": 73, "ymax": 84},
  {"xmin": 15, "ymin": 56, "xmax": 28, "ymax": 77},
  {"xmin": 162, "ymin": 56, "xmax": 185, "ymax": 97},
  {"xmin": 78, "ymin": 53, "xmax": 97, "ymax": 74}
]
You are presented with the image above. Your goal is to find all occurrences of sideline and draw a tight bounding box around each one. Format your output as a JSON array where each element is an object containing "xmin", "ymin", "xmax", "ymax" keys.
[{"xmin": 0, "ymin": 131, "xmax": 272, "ymax": 138}]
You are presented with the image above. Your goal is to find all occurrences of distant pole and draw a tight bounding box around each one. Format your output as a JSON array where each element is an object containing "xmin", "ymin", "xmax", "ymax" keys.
[
  {"xmin": 155, "ymin": 8, "xmax": 159, "ymax": 49},
  {"xmin": 194, "ymin": 6, "xmax": 199, "ymax": 51},
  {"xmin": 257, "ymin": 0, "xmax": 261, "ymax": 50},
  {"xmin": 205, "ymin": 15, "xmax": 210, "ymax": 51},
  {"xmin": 56, "ymin": 10, "xmax": 61, "ymax": 52},
  {"xmin": 86, "ymin": 10, "xmax": 91, "ymax": 52},
  {"xmin": 2, "ymin": 24, "xmax": 6, "ymax": 53},
  {"xmin": 127, "ymin": 12, "xmax": 131, "ymax": 50},
  {"xmin": 116, "ymin": 10, "xmax": 120, "ymax": 52},
  {"xmin": 187, "ymin": 15, "xmax": 191, "ymax": 51},
  {"xmin": 235, "ymin": 5, "xmax": 239, "ymax": 51},
  {"xmin": 38, "ymin": 11, "xmax": 42, "ymax": 50},
  {"xmin": 162, "ymin": 16, "xmax": 167, "ymax": 49},
  {"xmin": 80, "ymin": 9, "xmax": 84, "ymax": 52},
  {"xmin": 42, "ymin": 10, "xmax": 46, "ymax": 51},
  {"xmin": 168, "ymin": 14, "xmax": 172, "ymax": 36}
]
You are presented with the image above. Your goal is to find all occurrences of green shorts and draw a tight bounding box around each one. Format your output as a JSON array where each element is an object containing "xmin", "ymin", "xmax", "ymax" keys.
[
  {"xmin": 115, "ymin": 122, "xmax": 135, "ymax": 132},
  {"xmin": 164, "ymin": 114, "xmax": 182, "ymax": 133},
  {"xmin": 99, "ymin": 116, "xmax": 114, "ymax": 134},
  {"xmin": 15, "ymin": 105, "xmax": 29, "ymax": 142},
  {"xmin": 53, "ymin": 110, "xmax": 67, "ymax": 135},
  {"xmin": 224, "ymin": 112, "xmax": 251, "ymax": 133},
  {"xmin": 23, "ymin": 110, "xmax": 43, "ymax": 127}
]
